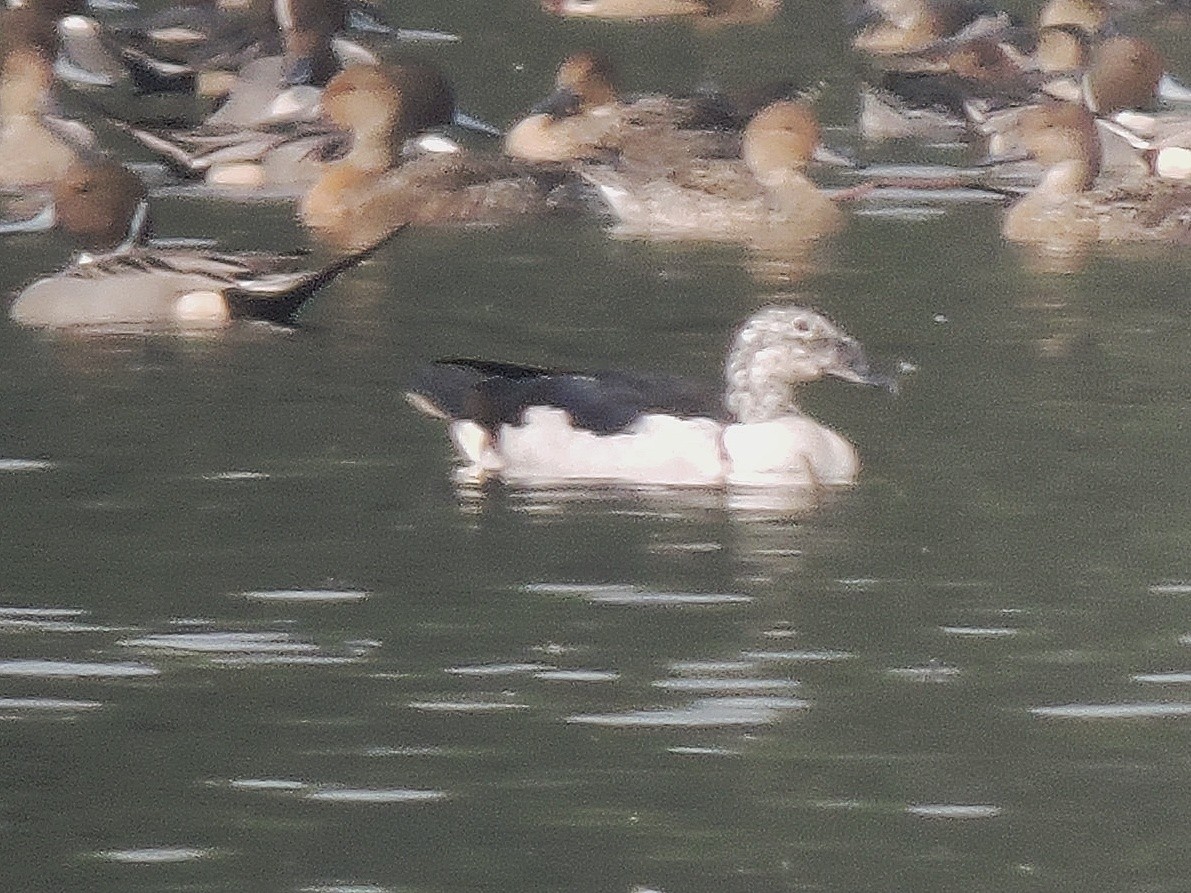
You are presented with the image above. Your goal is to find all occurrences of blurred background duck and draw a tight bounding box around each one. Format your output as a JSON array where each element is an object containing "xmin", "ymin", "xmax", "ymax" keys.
[
  {"xmin": 581, "ymin": 100, "xmax": 844, "ymax": 243},
  {"xmin": 0, "ymin": 45, "xmax": 97, "ymax": 193},
  {"xmin": 0, "ymin": 157, "xmax": 390, "ymax": 330},
  {"xmin": 503, "ymin": 50, "xmax": 741, "ymax": 168},
  {"xmin": 996, "ymin": 102, "xmax": 1191, "ymax": 245},
  {"xmin": 851, "ymin": 0, "xmax": 1012, "ymax": 58},
  {"xmin": 406, "ymin": 304, "xmax": 893, "ymax": 488},
  {"xmin": 538, "ymin": 0, "xmax": 780, "ymax": 26},
  {"xmin": 301, "ymin": 63, "xmax": 563, "ymax": 250}
]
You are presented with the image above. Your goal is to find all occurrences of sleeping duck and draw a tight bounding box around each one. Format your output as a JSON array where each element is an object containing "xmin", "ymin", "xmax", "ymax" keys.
[
  {"xmin": 406, "ymin": 305, "xmax": 894, "ymax": 488},
  {"xmin": 1, "ymin": 157, "xmax": 394, "ymax": 331}
]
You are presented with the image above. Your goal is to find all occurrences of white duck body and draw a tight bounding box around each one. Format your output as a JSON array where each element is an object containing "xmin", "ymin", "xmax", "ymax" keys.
[
  {"xmin": 447, "ymin": 410, "xmax": 858, "ymax": 487},
  {"xmin": 408, "ymin": 305, "xmax": 890, "ymax": 490}
]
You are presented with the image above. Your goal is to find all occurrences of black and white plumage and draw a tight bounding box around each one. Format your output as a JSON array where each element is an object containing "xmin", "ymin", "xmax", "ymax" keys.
[{"xmin": 406, "ymin": 305, "xmax": 894, "ymax": 488}]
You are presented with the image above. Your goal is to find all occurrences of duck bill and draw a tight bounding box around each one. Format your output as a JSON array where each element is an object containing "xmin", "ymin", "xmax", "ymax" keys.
[
  {"xmin": 453, "ymin": 109, "xmax": 504, "ymax": 137},
  {"xmin": 531, "ymin": 86, "xmax": 583, "ymax": 120},
  {"xmin": 827, "ymin": 339, "xmax": 899, "ymax": 393}
]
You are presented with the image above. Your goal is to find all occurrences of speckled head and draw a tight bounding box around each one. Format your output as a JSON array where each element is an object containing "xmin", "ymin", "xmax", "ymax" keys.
[{"xmin": 724, "ymin": 305, "xmax": 890, "ymax": 423}]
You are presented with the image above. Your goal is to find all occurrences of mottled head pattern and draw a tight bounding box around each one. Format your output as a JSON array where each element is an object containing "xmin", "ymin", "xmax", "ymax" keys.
[
  {"xmin": 742, "ymin": 101, "xmax": 821, "ymax": 187},
  {"xmin": 723, "ymin": 305, "xmax": 878, "ymax": 423}
]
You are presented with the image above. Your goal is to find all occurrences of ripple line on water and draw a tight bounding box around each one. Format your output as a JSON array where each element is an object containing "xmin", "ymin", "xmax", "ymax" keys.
[
  {"xmin": 238, "ymin": 589, "xmax": 370, "ymax": 604},
  {"xmin": 905, "ymin": 804, "xmax": 1003, "ymax": 819},
  {"xmin": 1031, "ymin": 702, "xmax": 1191, "ymax": 719},
  {"xmin": 92, "ymin": 846, "xmax": 214, "ymax": 864},
  {"xmin": 0, "ymin": 659, "xmax": 158, "ymax": 678},
  {"xmin": 568, "ymin": 696, "xmax": 808, "ymax": 728},
  {"xmin": 306, "ymin": 787, "xmax": 448, "ymax": 804},
  {"xmin": 523, "ymin": 583, "xmax": 750, "ymax": 606}
]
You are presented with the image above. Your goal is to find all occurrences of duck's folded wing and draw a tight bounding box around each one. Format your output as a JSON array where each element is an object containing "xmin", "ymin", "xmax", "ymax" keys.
[
  {"xmin": 406, "ymin": 359, "xmax": 555, "ymax": 421},
  {"xmin": 408, "ymin": 361, "xmax": 724, "ymax": 433}
]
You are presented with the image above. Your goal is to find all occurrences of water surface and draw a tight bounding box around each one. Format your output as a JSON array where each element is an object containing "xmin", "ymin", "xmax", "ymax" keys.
[{"xmin": 2, "ymin": 2, "xmax": 1191, "ymax": 892}]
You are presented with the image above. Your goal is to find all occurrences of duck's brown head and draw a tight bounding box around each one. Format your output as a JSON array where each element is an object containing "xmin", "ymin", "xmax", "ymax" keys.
[
  {"xmin": 322, "ymin": 62, "xmax": 454, "ymax": 140},
  {"xmin": 1015, "ymin": 102, "xmax": 1101, "ymax": 188},
  {"xmin": 53, "ymin": 159, "xmax": 150, "ymax": 251},
  {"xmin": 1084, "ymin": 35, "xmax": 1163, "ymax": 115},
  {"xmin": 546, "ymin": 50, "xmax": 618, "ymax": 114},
  {"xmin": 742, "ymin": 101, "xmax": 821, "ymax": 185}
]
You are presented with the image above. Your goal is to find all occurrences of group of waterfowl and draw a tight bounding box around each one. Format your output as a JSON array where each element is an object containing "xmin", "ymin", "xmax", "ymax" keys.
[{"xmin": 0, "ymin": 0, "xmax": 1188, "ymax": 491}]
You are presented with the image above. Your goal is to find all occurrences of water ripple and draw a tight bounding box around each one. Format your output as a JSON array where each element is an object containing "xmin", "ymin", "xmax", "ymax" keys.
[
  {"xmin": 305, "ymin": 788, "xmax": 448, "ymax": 804},
  {"xmin": 523, "ymin": 583, "xmax": 751, "ymax": 606},
  {"xmin": 1031, "ymin": 702, "xmax": 1191, "ymax": 719},
  {"xmin": 0, "ymin": 606, "xmax": 125, "ymax": 633},
  {"xmin": 1149, "ymin": 583, "xmax": 1191, "ymax": 595},
  {"xmin": 120, "ymin": 632, "xmax": 320, "ymax": 654},
  {"xmin": 202, "ymin": 471, "xmax": 270, "ymax": 481},
  {"xmin": 0, "ymin": 607, "xmax": 86, "ymax": 619},
  {"xmin": 1132, "ymin": 673, "xmax": 1191, "ymax": 684},
  {"xmin": 534, "ymin": 669, "xmax": 620, "ymax": 682},
  {"xmin": 653, "ymin": 678, "xmax": 799, "ymax": 693},
  {"xmin": 228, "ymin": 778, "xmax": 309, "ymax": 792},
  {"xmin": 887, "ymin": 664, "xmax": 961, "ymax": 683},
  {"xmin": 905, "ymin": 804, "xmax": 1003, "ymax": 819},
  {"xmin": 940, "ymin": 626, "xmax": 1019, "ymax": 638},
  {"xmin": 567, "ymin": 696, "xmax": 808, "ymax": 728},
  {"xmin": 409, "ymin": 700, "xmax": 530, "ymax": 713},
  {"xmin": 0, "ymin": 458, "xmax": 55, "ymax": 472},
  {"xmin": 668, "ymin": 659, "xmax": 760, "ymax": 673},
  {"xmin": 0, "ymin": 696, "xmax": 103, "ymax": 713},
  {"xmin": 445, "ymin": 663, "xmax": 548, "ymax": 677},
  {"xmin": 741, "ymin": 650, "xmax": 852, "ymax": 663},
  {"xmin": 239, "ymin": 590, "xmax": 370, "ymax": 604},
  {"xmin": 0, "ymin": 659, "xmax": 158, "ymax": 678},
  {"xmin": 668, "ymin": 746, "xmax": 741, "ymax": 756},
  {"xmin": 92, "ymin": 847, "xmax": 214, "ymax": 863}
]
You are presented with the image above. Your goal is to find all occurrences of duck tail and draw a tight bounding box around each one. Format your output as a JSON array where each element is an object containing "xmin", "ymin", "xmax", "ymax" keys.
[{"xmin": 226, "ymin": 226, "xmax": 406, "ymax": 325}]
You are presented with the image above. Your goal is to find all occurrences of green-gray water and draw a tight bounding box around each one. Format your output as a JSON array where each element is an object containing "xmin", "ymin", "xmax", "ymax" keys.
[{"xmin": 2, "ymin": 3, "xmax": 1191, "ymax": 892}]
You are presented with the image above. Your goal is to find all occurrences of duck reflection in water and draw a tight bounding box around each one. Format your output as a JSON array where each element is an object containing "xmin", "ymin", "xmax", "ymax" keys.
[{"xmin": 406, "ymin": 304, "xmax": 897, "ymax": 510}]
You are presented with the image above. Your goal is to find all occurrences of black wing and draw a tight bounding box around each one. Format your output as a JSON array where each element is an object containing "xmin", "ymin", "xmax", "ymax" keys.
[{"xmin": 408, "ymin": 360, "xmax": 725, "ymax": 434}]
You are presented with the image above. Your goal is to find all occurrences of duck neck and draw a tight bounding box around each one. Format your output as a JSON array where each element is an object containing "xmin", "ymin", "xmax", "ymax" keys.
[
  {"xmin": 723, "ymin": 343, "xmax": 801, "ymax": 424},
  {"xmin": 762, "ymin": 169, "xmax": 834, "ymax": 217},
  {"xmin": 344, "ymin": 124, "xmax": 397, "ymax": 172},
  {"xmin": 1034, "ymin": 159, "xmax": 1095, "ymax": 199}
]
